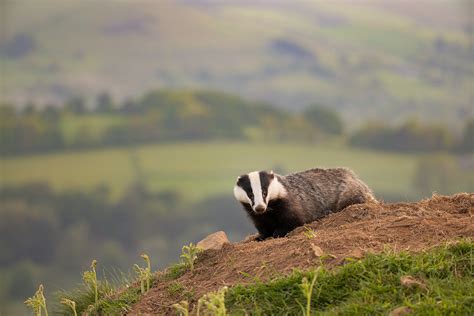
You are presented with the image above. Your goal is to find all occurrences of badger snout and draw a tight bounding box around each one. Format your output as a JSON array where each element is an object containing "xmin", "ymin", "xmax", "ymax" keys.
[{"xmin": 254, "ymin": 204, "xmax": 266, "ymax": 213}]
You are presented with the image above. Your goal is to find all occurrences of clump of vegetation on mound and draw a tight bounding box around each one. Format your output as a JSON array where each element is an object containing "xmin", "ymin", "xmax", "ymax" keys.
[
  {"xmin": 48, "ymin": 245, "xmax": 200, "ymax": 315},
  {"xmin": 224, "ymin": 240, "xmax": 473, "ymax": 315},
  {"xmin": 45, "ymin": 240, "xmax": 472, "ymax": 315}
]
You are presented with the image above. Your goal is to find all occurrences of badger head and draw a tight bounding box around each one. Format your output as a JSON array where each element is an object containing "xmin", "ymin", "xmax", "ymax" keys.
[{"xmin": 233, "ymin": 170, "xmax": 287, "ymax": 214}]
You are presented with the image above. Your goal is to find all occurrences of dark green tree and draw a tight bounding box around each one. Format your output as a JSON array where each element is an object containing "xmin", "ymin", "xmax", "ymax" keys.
[
  {"xmin": 303, "ymin": 104, "xmax": 343, "ymax": 135},
  {"xmin": 458, "ymin": 118, "xmax": 474, "ymax": 153},
  {"xmin": 96, "ymin": 92, "xmax": 114, "ymax": 113},
  {"xmin": 65, "ymin": 96, "xmax": 86, "ymax": 114}
]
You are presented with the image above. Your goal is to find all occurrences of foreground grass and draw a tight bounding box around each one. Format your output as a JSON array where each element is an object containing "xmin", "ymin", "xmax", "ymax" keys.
[
  {"xmin": 0, "ymin": 142, "xmax": 418, "ymax": 201},
  {"xmin": 58, "ymin": 241, "xmax": 472, "ymax": 315},
  {"xmin": 55, "ymin": 266, "xmax": 157, "ymax": 316},
  {"xmin": 225, "ymin": 241, "xmax": 473, "ymax": 315}
]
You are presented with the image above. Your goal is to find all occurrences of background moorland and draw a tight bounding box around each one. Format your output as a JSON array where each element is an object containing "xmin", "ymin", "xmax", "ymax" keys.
[{"xmin": 0, "ymin": 0, "xmax": 473, "ymax": 314}]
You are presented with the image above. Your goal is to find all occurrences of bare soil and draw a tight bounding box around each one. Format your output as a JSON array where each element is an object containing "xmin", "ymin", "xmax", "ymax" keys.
[{"xmin": 130, "ymin": 193, "xmax": 473, "ymax": 315}]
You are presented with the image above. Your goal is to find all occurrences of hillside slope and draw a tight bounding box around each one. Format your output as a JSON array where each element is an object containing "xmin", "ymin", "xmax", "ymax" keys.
[
  {"xmin": 2, "ymin": 0, "xmax": 473, "ymax": 125},
  {"xmin": 132, "ymin": 193, "xmax": 473, "ymax": 314}
]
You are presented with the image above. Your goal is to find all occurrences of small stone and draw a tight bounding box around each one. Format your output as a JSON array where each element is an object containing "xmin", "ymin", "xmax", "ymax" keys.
[
  {"xmin": 310, "ymin": 243, "xmax": 324, "ymax": 257},
  {"xmin": 242, "ymin": 233, "xmax": 260, "ymax": 243},
  {"xmin": 197, "ymin": 231, "xmax": 230, "ymax": 251},
  {"xmin": 389, "ymin": 306, "xmax": 412, "ymax": 316},
  {"xmin": 400, "ymin": 275, "xmax": 427, "ymax": 290},
  {"xmin": 348, "ymin": 248, "xmax": 364, "ymax": 259}
]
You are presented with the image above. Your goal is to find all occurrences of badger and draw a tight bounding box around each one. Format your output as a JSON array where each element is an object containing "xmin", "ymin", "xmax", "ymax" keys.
[{"xmin": 233, "ymin": 168, "xmax": 376, "ymax": 240}]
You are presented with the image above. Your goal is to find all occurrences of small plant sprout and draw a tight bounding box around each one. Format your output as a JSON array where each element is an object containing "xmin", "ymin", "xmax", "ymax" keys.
[
  {"xmin": 303, "ymin": 226, "xmax": 317, "ymax": 239},
  {"xmin": 134, "ymin": 253, "xmax": 153, "ymax": 294},
  {"xmin": 142, "ymin": 254, "xmax": 152, "ymax": 291},
  {"xmin": 180, "ymin": 242, "xmax": 203, "ymax": 272},
  {"xmin": 24, "ymin": 284, "xmax": 48, "ymax": 316},
  {"xmin": 60, "ymin": 298, "xmax": 77, "ymax": 316},
  {"xmin": 197, "ymin": 286, "xmax": 228, "ymax": 316},
  {"xmin": 300, "ymin": 272, "xmax": 318, "ymax": 316},
  {"xmin": 82, "ymin": 259, "xmax": 99, "ymax": 304},
  {"xmin": 172, "ymin": 300, "xmax": 189, "ymax": 316}
]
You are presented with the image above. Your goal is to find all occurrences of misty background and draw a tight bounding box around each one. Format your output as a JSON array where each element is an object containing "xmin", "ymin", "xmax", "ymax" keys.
[{"xmin": 1, "ymin": 0, "xmax": 473, "ymax": 314}]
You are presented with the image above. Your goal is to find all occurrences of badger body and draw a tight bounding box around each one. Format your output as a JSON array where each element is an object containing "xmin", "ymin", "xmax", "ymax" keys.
[{"xmin": 233, "ymin": 168, "xmax": 375, "ymax": 240}]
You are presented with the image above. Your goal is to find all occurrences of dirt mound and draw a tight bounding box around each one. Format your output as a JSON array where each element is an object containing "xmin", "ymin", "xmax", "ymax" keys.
[{"xmin": 131, "ymin": 193, "xmax": 473, "ymax": 314}]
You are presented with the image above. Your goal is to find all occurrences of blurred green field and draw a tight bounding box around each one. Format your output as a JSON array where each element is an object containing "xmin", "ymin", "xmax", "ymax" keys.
[{"xmin": 0, "ymin": 142, "xmax": 419, "ymax": 201}]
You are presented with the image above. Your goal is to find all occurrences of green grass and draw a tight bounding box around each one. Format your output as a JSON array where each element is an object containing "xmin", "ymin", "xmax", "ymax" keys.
[
  {"xmin": 61, "ymin": 283, "xmax": 142, "ymax": 315},
  {"xmin": 164, "ymin": 263, "xmax": 188, "ymax": 281},
  {"xmin": 58, "ymin": 241, "xmax": 472, "ymax": 315},
  {"xmin": 225, "ymin": 241, "xmax": 473, "ymax": 315},
  {"xmin": 56, "ymin": 281, "xmax": 115, "ymax": 315},
  {"xmin": 56, "ymin": 272, "xmax": 154, "ymax": 315},
  {"xmin": 167, "ymin": 282, "xmax": 185, "ymax": 297},
  {"xmin": 0, "ymin": 142, "xmax": 419, "ymax": 201},
  {"xmin": 92, "ymin": 286, "xmax": 141, "ymax": 315},
  {"xmin": 167, "ymin": 281, "xmax": 195, "ymax": 301}
]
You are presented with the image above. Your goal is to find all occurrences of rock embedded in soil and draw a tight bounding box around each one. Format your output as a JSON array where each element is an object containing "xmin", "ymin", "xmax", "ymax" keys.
[
  {"xmin": 400, "ymin": 275, "xmax": 427, "ymax": 290},
  {"xmin": 389, "ymin": 306, "xmax": 413, "ymax": 316},
  {"xmin": 310, "ymin": 243, "xmax": 324, "ymax": 257},
  {"xmin": 197, "ymin": 231, "xmax": 230, "ymax": 250}
]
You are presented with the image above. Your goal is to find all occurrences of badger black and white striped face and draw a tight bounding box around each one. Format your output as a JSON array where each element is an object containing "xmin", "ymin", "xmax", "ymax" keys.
[{"xmin": 233, "ymin": 171, "xmax": 287, "ymax": 214}]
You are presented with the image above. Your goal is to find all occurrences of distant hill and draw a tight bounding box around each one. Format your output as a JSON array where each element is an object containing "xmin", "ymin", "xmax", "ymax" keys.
[{"xmin": 2, "ymin": 0, "xmax": 473, "ymax": 126}]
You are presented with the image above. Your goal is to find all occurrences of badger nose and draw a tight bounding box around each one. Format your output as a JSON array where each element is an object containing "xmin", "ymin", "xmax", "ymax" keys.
[{"xmin": 255, "ymin": 204, "xmax": 266, "ymax": 213}]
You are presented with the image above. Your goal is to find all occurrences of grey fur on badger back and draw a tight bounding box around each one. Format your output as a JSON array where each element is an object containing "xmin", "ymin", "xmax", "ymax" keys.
[{"xmin": 233, "ymin": 168, "xmax": 376, "ymax": 240}]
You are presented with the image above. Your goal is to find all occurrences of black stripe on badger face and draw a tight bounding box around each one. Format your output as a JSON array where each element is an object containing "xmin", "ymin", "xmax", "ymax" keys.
[
  {"xmin": 259, "ymin": 171, "xmax": 273, "ymax": 203},
  {"xmin": 235, "ymin": 174, "xmax": 254, "ymax": 206}
]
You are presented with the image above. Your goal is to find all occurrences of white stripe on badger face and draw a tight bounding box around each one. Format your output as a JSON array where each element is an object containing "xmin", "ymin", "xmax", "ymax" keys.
[
  {"xmin": 233, "ymin": 185, "xmax": 251, "ymax": 204},
  {"xmin": 249, "ymin": 171, "xmax": 265, "ymax": 210},
  {"xmin": 266, "ymin": 176, "xmax": 287, "ymax": 204}
]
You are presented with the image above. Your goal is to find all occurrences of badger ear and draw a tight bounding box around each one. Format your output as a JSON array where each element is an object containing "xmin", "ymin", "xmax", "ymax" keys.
[{"xmin": 269, "ymin": 170, "xmax": 275, "ymax": 178}]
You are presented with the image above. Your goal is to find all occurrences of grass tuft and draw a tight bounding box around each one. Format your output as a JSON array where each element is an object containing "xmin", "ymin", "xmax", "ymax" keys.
[
  {"xmin": 180, "ymin": 243, "xmax": 203, "ymax": 272},
  {"xmin": 164, "ymin": 262, "xmax": 188, "ymax": 281},
  {"xmin": 82, "ymin": 260, "xmax": 99, "ymax": 304},
  {"xmin": 60, "ymin": 298, "xmax": 77, "ymax": 316},
  {"xmin": 299, "ymin": 270, "xmax": 319, "ymax": 316},
  {"xmin": 167, "ymin": 282, "xmax": 185, "ymax": 297},
  {"xmin": 90, "ymin": 286, "xmax": 142, "ymax": 315},
  {"xmin": 197, "ymin": 286, "xmax": 228, "ymax": 316},
  {"xmin": 24, "ymin": 284, "xmax": 48, "ymax": 316},
  {"xmin": 172, "ymin": 300, "xmax": 189, "ymax": 316},
  {"xmin": 133, "ymin": 253, "xmax": 153, "ymax": 294},
  {"xmin": 55, "ymin": 280, "xmax": 114, "ymax": 315}
]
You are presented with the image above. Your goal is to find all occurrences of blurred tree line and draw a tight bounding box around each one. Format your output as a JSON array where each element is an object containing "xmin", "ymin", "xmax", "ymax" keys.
[
  {"xmin": 350, "ymin": 119, "xmax": 473, "ymax": 153},
  {"xmin": 1, "ymin": 89, "xmax": 472, "ymax": 156},
  {"xmin": 413, "ymin": 155, "xmax": 474, "ymax": 197},
  {"xmin": 0, "ymin": 90, "xmax": 343, "ymax": 156}
]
